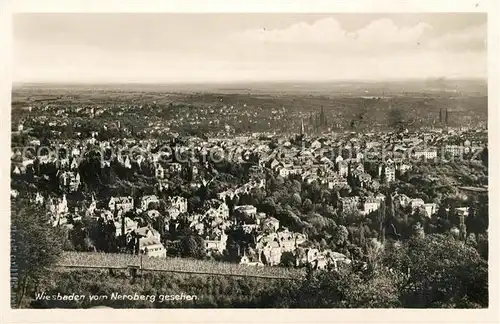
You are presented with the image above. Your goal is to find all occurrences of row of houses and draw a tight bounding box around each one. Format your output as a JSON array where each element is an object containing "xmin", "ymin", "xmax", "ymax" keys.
[{"xmin": 339, "ymin": 193, "xmax": 441, "ymax": 218}]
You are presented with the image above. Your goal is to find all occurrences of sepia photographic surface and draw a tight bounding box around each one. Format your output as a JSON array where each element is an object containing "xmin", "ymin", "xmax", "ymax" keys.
[{"xmin": 9, "ymin": 11, "xmax": 489, "ymax": 310}]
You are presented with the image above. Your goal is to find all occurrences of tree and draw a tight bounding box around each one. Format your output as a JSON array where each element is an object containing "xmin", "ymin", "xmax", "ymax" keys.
[
  {"xmin": 401, "ymin": 234, "xmax": 488, "ymax": 307},
  {"xmin": 181, "ymin": 235, "xmax": 206, "ymax": 259},
  {"xmin": 188, "ymin": 195, "xmax": 201, "ymax": 212},
  {"xmin": 260, "ymin": 265, "xmax": 401, "ymax": 308},
  {"xmin": 465, "ymin": 233, "xmax": 477, "ymax": 249},
  {"xmin": 280, "ymin": 251, "xmax": 296, "ymax": 267},
  {"xmin": 480, "ymin": 147, "xmax": 488, "ymax": 167},
  {"xmin": 302, "ymin": 198, "xmax": 313, "ymax": 212},
  {"xmin": 437, "ymin": 204, "xmax": 448, "ymax": 219},
  {"xmin": 11, "ymin": 199, "xmax": 63, "ymax": 307},
  {"xmin": 359, "ymin": 225, "xmax": 367, "ymax": 247},
  {"xmin": 377, "ymin": 201, "xmax": 386, "ymax": 242},
  {"xmin": 333, "ymin": 225, "xmax": 349, "ymax": 248},
  {"xmin": 154, "ymin": 216, "xmax": 166, "ymax": 240},
  {"xmin": 291, "ymin": 193, "xmax": 302, "ymax": 207},
  {"xmin": 387, "ymin": 194, "xmax": 396, "ymax": 220},
  {"xmin": 147, "ymin": 201, "xmax": 159, "ymax": 211},
  {"xmin": 466, "ymin": 194, "xmax": 488, "ymax": 235},
  {"xmin": 476, "ymin": 233, "xmax": 488, "ymax": 261},
  {"xmin": 319, "ymin": 238, "xmax": 328, "ymax": 250},
  {"xmin": 363, "ymin": 236, "xmax": 382, "ymax": 264}
]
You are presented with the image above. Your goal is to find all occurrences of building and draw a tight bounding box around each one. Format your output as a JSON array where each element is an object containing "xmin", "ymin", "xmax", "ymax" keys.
[
  {"xmin": 339, "ymin": 196, "xmax": 360, "ymax": 213},
  {"xmin": 410, "ymin": 198, "xmax": 425, "ymax": 210},
  {"xmin": 304, "ymin": 248, "xmax": 320, "ymax": 264},
  {"xmin": 276, "ymin": 229, "xmax": 307, "ymax": 252},
  {"xmin": 385, "ymin": 165, "xmax": 395, "ymax": 183},
  {"xmin": 424, "ymin": 203, "xmax": 438, "ymax": 217},
  {"xmin": 115, "ymin": 217, "xmax": 138, "ymax": 237},
  {"xmin": 46, "ymin": 194, "xmax": 69, "ymax": 217},
  {"xmin": 414, "ymin": 150, "xmax": 438, "ymax": 160},
  {"xmin": 397, "ymin": 163, "xmax": 412, "ymax": 175},
  {"xmin": 166, "ymin": 196, "xmax": 188, "ymax": 213},
  {"xmin": 261, "ymin": 217, "xmax": 280, "ymax": 232},
  {"xmin": 394, "ymin": 194, "xmax": 411, "ymax": 207},
  {"xmin": 444, "ymin": 145, "xmax": 464, "ymax": 158},
  {"xmin": 456, "ymin": 207, "xmax": 471, "ymax": 218},
  {"xmin": 278, "ymin": 167, "xmax": 291, "ymax": 178},
  {"xmin": 154, "ymin": 163, "xmax": 165, "ymax": 179},
  {"xmin": 108, "ymin": 196, "xmax": 134, "ymax": 213},
  {"xmin": 34, "ymin": 192, "xmax": 44, "ymax": 205},
  {"xmin": 327, "ymin": 175, "xmax": 349, "ymax": 189},
  {"xmin": 234, "ymin": 205, "xmax": 258, "ymax": 223},
  {"xmin": 242, "ymin": 223, "xmax": 260, "ymax": 233},
  {"xmin": 259, "ymin": 242, "xmax": 283, "ymax": 266},
  {"xmin": 58, "ymin": 171, "xmax": 81, "ymax": 192},
  {"xmin": 202, "ymin": 200, "xmax": 230, "ymax": 220},
  {"xmin": 139, "ymin": 236, "xmax": 166, "ymax": 258},
  {"xmin": 167, "ymin": 162, "xmax": 182, "ymax": 173},
  {"xmin": 140, "ymin": 195, "xmax": 160, "ymax": 211},
  {"xmin": 375, "ymin": 193, "xmax": 386, "ymax": 204},
  {"xmin": 156, "ymin": 180, "xmax": 169, "ymax": 192},
  {"xmin": 97, "ymin": 209, "xmax": 114, "ymax": 221},
  {"xmin": 337, "ymin": 161, "xmax": 349, "ymax": 177},
  {"xmin": 361, "ymin": 198, "xmax": 379, "ymax": 215},
  {"xmin": 205, "ymin": 232, "xmax": 228, "ymax": 254},
  {"xmin": 239, "ymin": 254, "xmax": 264, "ymax": 267},
  {"xmin": 329, "ymin": 251, "xmax": 352, "ymax": 271}
]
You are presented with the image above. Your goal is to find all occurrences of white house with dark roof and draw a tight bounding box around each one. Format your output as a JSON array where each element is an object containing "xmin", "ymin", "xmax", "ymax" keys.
[
  {"xmin": 108, "ymin": 196, "xmax": 134, "ymax": 213},
  {"xmin": 139, "ymin": 236, "xmax": 166, "ymax": 258}
]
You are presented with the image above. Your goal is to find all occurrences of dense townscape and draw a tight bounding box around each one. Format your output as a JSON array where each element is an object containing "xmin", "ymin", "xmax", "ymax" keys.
[{"xmin": 11, "ymin": 82, "xmax": 488, "ymax": 308}]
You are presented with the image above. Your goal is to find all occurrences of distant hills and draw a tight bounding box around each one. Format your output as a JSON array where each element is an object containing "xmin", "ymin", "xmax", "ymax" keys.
[{"xmin": 13, "ymin": 78, "xmax": 487, "ymax": 97}]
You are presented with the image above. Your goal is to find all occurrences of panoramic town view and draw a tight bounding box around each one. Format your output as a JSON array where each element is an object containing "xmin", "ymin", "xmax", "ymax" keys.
[{"xmin": 11, "ymin": 13, "xmax": 488, "ymax": 308}]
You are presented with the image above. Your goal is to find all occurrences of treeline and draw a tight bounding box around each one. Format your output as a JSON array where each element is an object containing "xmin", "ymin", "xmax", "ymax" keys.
[{"xmin": 262, "ymin": 234, "xmax": 487, "ymax": 308}]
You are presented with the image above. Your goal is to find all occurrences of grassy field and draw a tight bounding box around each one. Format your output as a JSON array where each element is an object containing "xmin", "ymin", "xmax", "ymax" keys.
[
  {"xmin": 58, "ymin": 252, "xmax": 305, "ymax": 279},
  {"xmin": 28, "ymin": 269, "xmax": 284, "ymax": 308}
]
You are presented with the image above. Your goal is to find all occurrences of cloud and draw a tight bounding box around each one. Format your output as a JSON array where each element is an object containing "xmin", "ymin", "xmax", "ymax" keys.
[
  {"xmin": 352, "ymin": 19, "xmax": 432, "ymax": 45},
  {"xmin": 239, "ymin": 17, "xmax": 347, "ymax": 44},
  {"xmin": 237, "ymin": 18, "xmax": 433, "ymax": 49},
  {"xmin": 13, "ymin": 16, "xmax": 487, "ymax": 82},
  {"xmin": 236, "ymin": 17, "xmax": 486, "ymax": 55},
  {"xmin": 428, "ymin": 23, "xmax": 486, "ymax": 51}
]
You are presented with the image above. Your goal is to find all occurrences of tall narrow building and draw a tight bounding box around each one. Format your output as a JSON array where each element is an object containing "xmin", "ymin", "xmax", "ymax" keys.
[
  {"xmin": 445, "ymin": 109, "xmax": 449, "ymax": 125},
  {"xmin": 301, "ymin": 118, "xmax": 305, "ymax": 136},
  {"xmin": 439, "ymin": 108, "xmax": 443, "ymax": 124}
]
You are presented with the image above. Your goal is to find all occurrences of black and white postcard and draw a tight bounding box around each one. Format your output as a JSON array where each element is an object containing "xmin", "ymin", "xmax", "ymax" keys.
[{"xmin": 1, "ymin": 0, "xmax": 498, "ymax": 323}]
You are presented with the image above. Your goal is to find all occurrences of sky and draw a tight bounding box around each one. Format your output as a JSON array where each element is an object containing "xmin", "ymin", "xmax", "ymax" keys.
[{"xmin": 13, "ymin": 13, "xmax": 487, "ymax": 83}]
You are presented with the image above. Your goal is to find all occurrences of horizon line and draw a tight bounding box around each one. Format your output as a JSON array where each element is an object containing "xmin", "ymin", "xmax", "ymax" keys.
[{"xmin": 12, "ymin": 76, "xmax": 488, "ymax": 87}]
